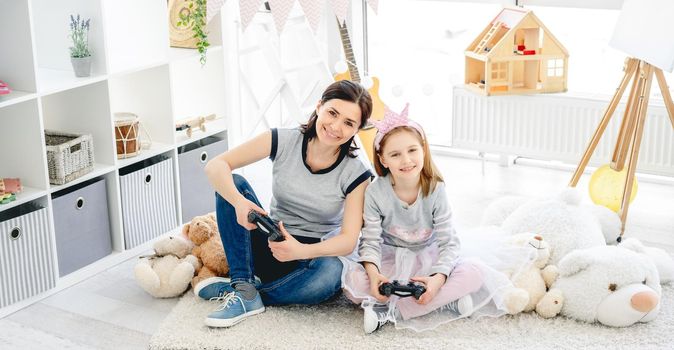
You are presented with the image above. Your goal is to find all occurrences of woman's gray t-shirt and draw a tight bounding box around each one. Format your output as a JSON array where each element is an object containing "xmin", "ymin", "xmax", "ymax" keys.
[{"xmin": 269, "ymin": 128, "xmax": 371, "ymax": 239}]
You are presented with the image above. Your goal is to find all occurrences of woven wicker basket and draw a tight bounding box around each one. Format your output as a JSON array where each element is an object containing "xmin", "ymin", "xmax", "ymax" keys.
[{"xmin": 45, "ymin": 130, "xmax": 95, "ymax": 185}]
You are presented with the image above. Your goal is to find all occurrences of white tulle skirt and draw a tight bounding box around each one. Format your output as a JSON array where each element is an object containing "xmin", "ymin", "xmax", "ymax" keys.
[{"xmin": 340, "ymin": 226, "xmax": 535, "ymax": 332}]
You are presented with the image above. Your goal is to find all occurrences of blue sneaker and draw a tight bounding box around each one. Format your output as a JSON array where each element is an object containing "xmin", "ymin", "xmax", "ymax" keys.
[
  {"xmin": 204, "ymin": 290, "xmax": 265, "ymax": 328},
  {"xmin": 195, "ymin": 277, "xmax": 235, "ymax": 300},
  {"xmin": 195, "ymin": 276, "xmax": 262, "ymax": 300}
]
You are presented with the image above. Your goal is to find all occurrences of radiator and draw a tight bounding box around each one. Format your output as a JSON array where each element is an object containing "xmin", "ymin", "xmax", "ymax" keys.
[{"xmin": 452, "ymin": 85, "xmax": 674, "ymax": 177}]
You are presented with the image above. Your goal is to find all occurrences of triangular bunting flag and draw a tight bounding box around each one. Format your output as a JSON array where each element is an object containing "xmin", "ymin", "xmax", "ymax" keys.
[
  {"xmin": 239, "ymin": 0, "xmax": 264, "ymax": 31},
  {"xmin": 366, "ymin": 0, "xmax": 378, "ymax": 14},
  {"xmin": 207, "ymin": 0, "xmax": 226, "ymax": 23},
  {"xmin": 298, "ymin": 0, "xmax": 322, "ymax": 33},
  {"xmin": 329, "ymin": 0, "xmax": 349, "ymax": 25},
  {"xmin": 268, "ymin": 0, "xmax": 295, "ymax": 33}
]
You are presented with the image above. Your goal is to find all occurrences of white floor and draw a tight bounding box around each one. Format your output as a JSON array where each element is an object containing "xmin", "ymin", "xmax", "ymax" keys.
[{"xmin": 1, "ymin": 154, "xmax": 672, "ymax": 349}]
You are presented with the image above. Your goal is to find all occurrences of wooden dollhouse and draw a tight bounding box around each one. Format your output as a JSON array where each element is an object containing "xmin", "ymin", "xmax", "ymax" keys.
[{"xmin": 465, "ymin": 7, "xmax": 568, "ymax": 96}]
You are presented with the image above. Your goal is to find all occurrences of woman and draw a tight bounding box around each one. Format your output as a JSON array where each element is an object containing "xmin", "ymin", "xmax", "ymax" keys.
[{"xmin": 200, "ymin": 80, "xmax": 373, "ymax": 328}]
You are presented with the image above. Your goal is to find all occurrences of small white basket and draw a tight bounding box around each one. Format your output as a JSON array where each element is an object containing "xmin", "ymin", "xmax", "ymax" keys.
[{"xmin": 45, "ymin": 130, "xmax": 95, "ymax": 185}]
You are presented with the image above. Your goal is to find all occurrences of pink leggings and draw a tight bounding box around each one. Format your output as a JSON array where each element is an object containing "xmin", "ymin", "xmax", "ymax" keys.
[{"xmin": 345, "ymin": 261, "xmax": 484, "ymax": 320}]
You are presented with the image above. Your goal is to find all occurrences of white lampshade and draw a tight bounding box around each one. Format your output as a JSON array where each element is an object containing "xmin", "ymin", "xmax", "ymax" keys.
[{"xmin": 609, "ymin": 0, "xmax": 674, "ymax": 72}]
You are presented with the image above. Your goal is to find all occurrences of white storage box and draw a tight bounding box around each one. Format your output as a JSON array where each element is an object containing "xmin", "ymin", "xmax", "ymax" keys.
[
  {"xmin": 119, "ymin": 154, "xmax": 178, "ymax": 249},
  {"xmin": 0, "ymin": 202, "xmax": 56, "ymax": 308}
]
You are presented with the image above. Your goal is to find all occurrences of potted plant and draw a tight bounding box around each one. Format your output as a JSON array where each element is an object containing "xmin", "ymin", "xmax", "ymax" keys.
[
  {"xmin": 69, "ymin": 14, "xmax": 92, "ymax": 77},
  {"xmin": 176, "ymin": 0, "xmax": 210, "ymax": 65}
]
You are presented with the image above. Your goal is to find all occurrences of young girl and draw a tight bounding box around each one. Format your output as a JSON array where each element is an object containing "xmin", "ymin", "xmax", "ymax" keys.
[{"xmin": 341, "ymin": 104, "xmax": 521, "ymax": 333}]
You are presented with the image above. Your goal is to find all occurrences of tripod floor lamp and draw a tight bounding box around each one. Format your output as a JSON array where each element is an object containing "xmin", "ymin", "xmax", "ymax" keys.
[{"xmin": 568, "ymin": 0, "xmax": 674, "ymax": 241}]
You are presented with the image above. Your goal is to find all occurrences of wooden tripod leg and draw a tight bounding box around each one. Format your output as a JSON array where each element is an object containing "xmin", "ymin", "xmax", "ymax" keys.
[
  {"xmin": 611, "ymin": 64, "xmax": 642, "ymax": 171},
  {"xmin": 618, "ymin": 64, "xmax": 655, "ymax": 236},
  {"xmin": 569, "ymin": 58, "xmax": 638, "ymax": 187},
  {"xmin": 654, "ymin": 68, "xmax": 674, "ymax": 130}
]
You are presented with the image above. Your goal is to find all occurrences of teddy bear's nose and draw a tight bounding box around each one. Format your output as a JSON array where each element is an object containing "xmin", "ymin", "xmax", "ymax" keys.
[
  {"xmin": 631, "ymin": 290, "xmax": 659, "ymax": 312},
  {"xmin": 534, "ymin": 235, "xmax": 542, "ymax": 241}
]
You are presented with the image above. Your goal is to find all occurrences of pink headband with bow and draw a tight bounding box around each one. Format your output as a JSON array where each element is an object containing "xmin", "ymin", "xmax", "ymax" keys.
[{"xmin": 372, "ymin": 103, "xmax": 425, "ymax": 151}]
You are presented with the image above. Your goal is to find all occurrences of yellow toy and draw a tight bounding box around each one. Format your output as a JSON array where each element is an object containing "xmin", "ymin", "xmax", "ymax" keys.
[{"xmin": 589, "ymin": 164, "xmax": 638, "ymax": 212}]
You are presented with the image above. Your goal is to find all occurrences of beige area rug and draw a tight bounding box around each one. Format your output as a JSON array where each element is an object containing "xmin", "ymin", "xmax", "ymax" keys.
[{"xmin": 149, "ymin": 285, "xmax": 674, "ymax": 350}]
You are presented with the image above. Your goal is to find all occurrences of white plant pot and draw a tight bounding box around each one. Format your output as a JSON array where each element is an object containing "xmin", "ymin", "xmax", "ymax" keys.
[{"xmin": 71, "ymin": 56, "xmax": 92, "ymax": 77}]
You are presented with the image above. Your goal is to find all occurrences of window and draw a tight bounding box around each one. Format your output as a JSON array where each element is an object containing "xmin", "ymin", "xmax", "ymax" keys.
[
  {"xmin": 365, "ymin": 1, "xmax": 504, "ymax": 145},
  {"xmin": 492, "ymin": 62, "xmax": 507, "ymax": 80},
  {"xmin": 362, "ymin": 1, "xmax": 673, "ymax": 146},
  {"xmin": 547, "ymin": 59, "xmax": 564, "ymax": 77}
]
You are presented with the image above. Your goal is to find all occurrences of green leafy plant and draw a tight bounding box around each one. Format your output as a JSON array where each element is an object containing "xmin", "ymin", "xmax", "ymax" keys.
[
  {"xmin": 177, "ymin": 0, "xmax": 209, "ymax": 65},
  {"xmin": 69, "ymin": 14, "xmax": 91, "ymax": 58}
]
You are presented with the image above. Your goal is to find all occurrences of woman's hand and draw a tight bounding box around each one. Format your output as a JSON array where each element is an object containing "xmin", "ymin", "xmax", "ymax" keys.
[
  {"xmin": 234, "ymin": 196, "xmax": 266, "ymax": 231},
  {"xmin": 364, "ymin": 262, "xmax": 390, "ymax": 303},
  {"xmin": 268, "ymin": 222, "xmax": 307, "ymax": 262},
  {"xmin": 411, "ymin": 273, "xmax": 446, "ymax": 305}
]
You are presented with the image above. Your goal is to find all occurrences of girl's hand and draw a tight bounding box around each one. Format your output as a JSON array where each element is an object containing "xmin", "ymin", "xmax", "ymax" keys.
[
  {"xmin": 234, "ymin": 196, "xmax": 266, "ymax": 230},
  {"xmin": 367, "ymin": 271, "xmax": 390, "ymax": 303},
  {"xmin": 268, "ymin": 222, "xmax": 307, "ymax": 262},
  {"xmin": 411, "ymin": 274, "xmax": 446, "ymax": 305}
]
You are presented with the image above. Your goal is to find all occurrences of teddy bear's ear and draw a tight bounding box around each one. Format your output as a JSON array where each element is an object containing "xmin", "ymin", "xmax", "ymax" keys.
[
  {"xmin": 555, "ymin": 187, "xmax": 582, "ymax": 206},
  {"xmin": 558, "ymin": 249, "xmax": 594, "ymax": 277},
  {"xmin": 589, "ymin": 204, "xmax": 622, "ymax": 245},
  {"xmin": 618, "ymin": 238, "xmax": 646, "ymax": 254}
]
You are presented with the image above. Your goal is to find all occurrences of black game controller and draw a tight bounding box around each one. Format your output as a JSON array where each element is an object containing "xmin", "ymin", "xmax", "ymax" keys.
[
  {"xmin": 247, "ymin": 210, "xmax": 284, "ymax": 242},
  {"xmin": 378, "ymin": 280, "xmax": 426, "ymax": 299}
]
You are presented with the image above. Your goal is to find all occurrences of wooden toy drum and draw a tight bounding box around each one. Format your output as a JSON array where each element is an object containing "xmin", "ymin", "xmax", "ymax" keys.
[{"xmin": 114, "ymin": 113, "xmax": 141, "ymax": 159}]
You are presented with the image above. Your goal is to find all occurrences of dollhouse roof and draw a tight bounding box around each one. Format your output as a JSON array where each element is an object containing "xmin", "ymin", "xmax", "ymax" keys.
[
  {"xmin": 468, "ymin": 7, "xmax": 569, "ymax": 58},
  {"xmin": 493, "ymin": 7, "xmax": 528, "ymax": 28}
]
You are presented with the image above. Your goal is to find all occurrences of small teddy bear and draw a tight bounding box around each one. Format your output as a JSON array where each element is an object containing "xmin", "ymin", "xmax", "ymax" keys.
[
  {"xmin": 134, "ymin": 235, "xmax": 201, "ymax": 298},
  {"xmin": 536, "ymin": 242, "xmax": 662, "ymax": 327},
  {"xmin": 505, "ymin": 233, "xmax": 559, "ymax": 313},
  {"xmin": 182, "ymin": 213, "xmax": 229, "ymax": 288}
]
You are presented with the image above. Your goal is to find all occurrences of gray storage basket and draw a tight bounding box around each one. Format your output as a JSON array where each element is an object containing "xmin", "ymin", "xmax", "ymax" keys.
[
  {"xmin": 178, "ymin": 134, "xmax": 228, "ymax": 222},
  {"xmin": 52, "ymin": 177, "xmax": 113, "ymax": 277},
  {"xmin": 45, "ymin": 130, "xmax": 95, "ymax": 185}
]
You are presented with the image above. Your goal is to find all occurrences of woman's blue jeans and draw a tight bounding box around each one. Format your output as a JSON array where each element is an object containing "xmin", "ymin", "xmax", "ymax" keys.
[{"xmin": 215, "ymin": 174, "xmax": 343, "ymax": 305}]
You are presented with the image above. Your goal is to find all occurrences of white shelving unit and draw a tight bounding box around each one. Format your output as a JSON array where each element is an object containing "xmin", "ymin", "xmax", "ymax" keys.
[{"xmin": 0, "ymin": 0, "xmax": 228, "ymax": 317}]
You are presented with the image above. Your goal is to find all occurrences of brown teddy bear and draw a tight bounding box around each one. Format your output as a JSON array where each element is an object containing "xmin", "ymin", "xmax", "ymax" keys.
[{"xmin": 182, "ymin": 212, "xmax": 229, "ymax": 288}]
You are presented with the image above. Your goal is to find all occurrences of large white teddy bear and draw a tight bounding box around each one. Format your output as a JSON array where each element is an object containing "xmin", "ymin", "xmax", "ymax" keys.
[
  {"xmin": 537, "ymin": 241, "xmax": 662, "ymax": 327},
  {"xmin": 481, "ymin": 189, "xmax": 621, "ymax": 264},
  {"xmin": 134, "ymin": 235, "xmax": 201, "ymax": 298}
]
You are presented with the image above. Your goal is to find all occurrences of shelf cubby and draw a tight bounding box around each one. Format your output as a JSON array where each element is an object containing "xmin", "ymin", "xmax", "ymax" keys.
[
  {"xmin": 108, "ymin": 64, "xmax": 175, "ymax": 167},
  {"xmin": 32, "ymin": 0, "xmax": 107, "ymax": 93},
  {"xmin": 40, "ymin": 81, "xmax": 116, "ymax": 174},
  {"xmin": 102, "ymin": 0, "xmax": 169, "ymax": 74},
  {"xmin": 170, "ymin": 47, "xmax": 226, "ymax": 141},
  {"xmin": 0, "ymin": 100, "xmax": 49, "ymax": 202},
  {"xmin": 0, "ymin": 0, "xmax": 38, "ymax": 106}
]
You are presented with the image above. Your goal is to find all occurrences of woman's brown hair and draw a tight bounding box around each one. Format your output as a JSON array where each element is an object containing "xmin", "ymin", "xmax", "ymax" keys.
[
  {"xmin": 373, "ymin": 126, "xmax": 444, "ymax": 197},
  {"xmin": 301, "ymin": 80, "xmax": 372, "ymax": 158}
]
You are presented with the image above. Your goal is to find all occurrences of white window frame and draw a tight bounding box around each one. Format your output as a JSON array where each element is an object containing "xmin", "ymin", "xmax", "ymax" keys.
[
  {"xmin": 547, "ymin": 59, "xmax": 564, "ymax": 77},
  {"xmin": 492, "ymin": 62, "xmax": 508, "ymax": 81}
]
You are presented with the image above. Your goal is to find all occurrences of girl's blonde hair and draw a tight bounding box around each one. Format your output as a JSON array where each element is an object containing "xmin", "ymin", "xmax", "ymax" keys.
[{"xmin": 373, "ymin": 126, "xmax": 444, "ymax": 197}]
